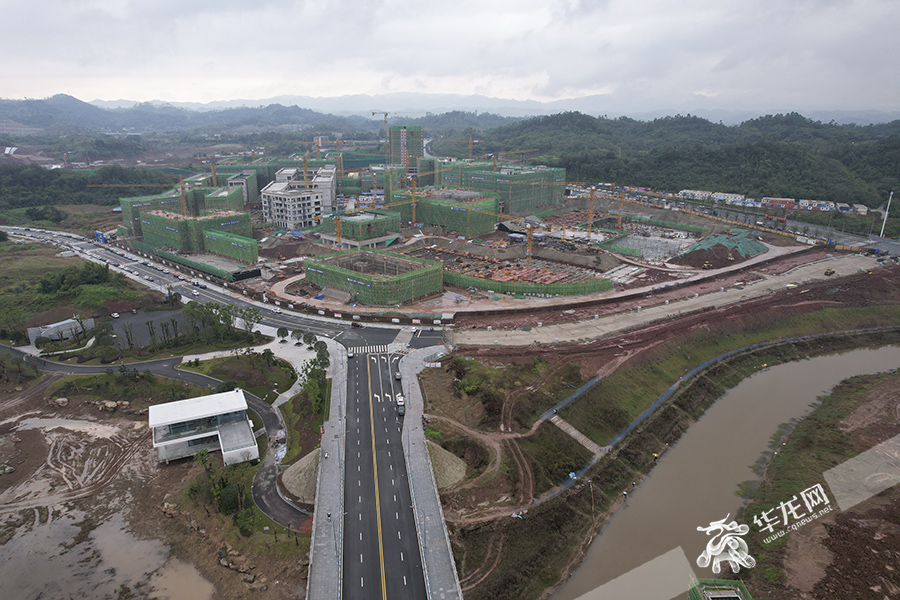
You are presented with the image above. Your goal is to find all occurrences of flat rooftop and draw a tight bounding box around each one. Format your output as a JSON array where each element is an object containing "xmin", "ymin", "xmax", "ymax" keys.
[{"xmin": 149, "ymin": 389, "xmax": 248, "ymax": 428}]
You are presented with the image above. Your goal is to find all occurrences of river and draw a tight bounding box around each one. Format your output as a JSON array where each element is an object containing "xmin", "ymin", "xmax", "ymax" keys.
[{"xmin": 552, "ymin": 344, "xmax": 900, "ymax": 600}]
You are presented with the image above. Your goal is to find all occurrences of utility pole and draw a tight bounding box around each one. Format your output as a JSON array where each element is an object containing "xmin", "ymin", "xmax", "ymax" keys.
[{"xmin": 880, "ymin": 191, "xmax": 893, "ymax": 238}]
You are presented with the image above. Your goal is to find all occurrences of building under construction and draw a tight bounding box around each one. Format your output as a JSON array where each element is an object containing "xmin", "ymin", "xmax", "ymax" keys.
[
  {"xmin": 389, "ymin": 125, "xmax": 424, "ymax": 169},
  {"xmin": 388, "ymin": 188, "xmax": 499, "ymax": 238},
  {"xmin": 321, "ymin": 210, "xmax": 400, "ymax": 241},
  {"xmin": 139, "ymin": 210, "xmax": 257, "ymax": 264},
  {"xmin": 437, "ymin": 163, "xmax": 565, "ymax": 215},
  {"xmin": 118, "ymin": 185, "xmax": 244, "ymax": 238},
  {"xmin": 303, "ymin": 248, "xmax": 442, "ymax": 305}
]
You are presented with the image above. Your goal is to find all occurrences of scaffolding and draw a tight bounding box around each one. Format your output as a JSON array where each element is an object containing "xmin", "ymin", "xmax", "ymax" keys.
[
  {"xmin": 435, "ymin": 162, "xmax": 566, "ymax": 215},
  {"xmin": 389, "ymin": 188, "xmax": 499, "ymax": 237},
  {"xmin": 140, "ymin": 210, "xmax": 252, "ymax": 253},
  {"xmin": 322, "ymin": 211, "xmax": 400, "ymax": 240},
  {"xmin": 203, "ymin": 186, "xmax": 244, "ymax": 212},
  {"xmin": 201, "ymin": 229, "xmax": 258, "ymax": 265},
  {"xmin": 304, "ymin": 249, "xmax": 442, "ymax": 305}
]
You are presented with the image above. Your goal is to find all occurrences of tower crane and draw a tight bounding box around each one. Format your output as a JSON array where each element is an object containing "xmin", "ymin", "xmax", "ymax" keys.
[
  {"xmin": 587, "ymin": 186, "xmax": 595, "ymax": 240},
  {"xmin": 372, "ymin": 112, "xmax": 390, "ymax": 163}
]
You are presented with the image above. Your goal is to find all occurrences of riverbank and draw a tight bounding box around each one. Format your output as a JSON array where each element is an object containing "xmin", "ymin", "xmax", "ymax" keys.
[
  {"xmin": 446, "ymin": 326, "xmax": 900, "ymax": 600},
  {"xmin": 741, "ymin": 368, "xmax": 900, "ymax": 598}
]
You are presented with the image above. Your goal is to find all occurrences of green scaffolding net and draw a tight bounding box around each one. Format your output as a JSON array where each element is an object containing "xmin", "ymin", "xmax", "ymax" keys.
[{"xmin": 304, "ymin": 248, "xmax": 442, "ymax": 305}]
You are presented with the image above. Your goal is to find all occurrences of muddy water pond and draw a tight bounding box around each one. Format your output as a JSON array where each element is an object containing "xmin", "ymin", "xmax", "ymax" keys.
[
  {"xmin": 552, "ymin": 345, "xmax": 900, "ymax": 600},
  {"xmin": 0, "ymin": 505, "xmax": 213, "ymax": 600}
]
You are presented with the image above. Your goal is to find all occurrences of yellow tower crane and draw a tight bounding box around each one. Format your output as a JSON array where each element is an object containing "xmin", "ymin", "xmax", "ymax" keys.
[
  {"xmin": 587, "ymin": 186, "xmax": 595, "ymax": 241},
  {"xmin": 409, "ymin": 178, "xmax": 417, "ymax": 224},
  {"xmin": 210, "ymin": 163, "xmax": 217, "ymax": 187},
  {"xmin": 334, "ymin": 215, "xmax": 342, "ymax": 247},
  {"xmin": 178, "ymin": 176, "xmax": 189, "ymax": 215},
  {"xmin": 303, "ymin": 154, "xmax": 310, "ymax": 189},
  {"xmin": 618, "ymin": 189, "xmax": 625, "ymax": 229}
]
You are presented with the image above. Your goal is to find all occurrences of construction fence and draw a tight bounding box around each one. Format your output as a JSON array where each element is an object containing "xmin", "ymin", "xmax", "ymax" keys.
[
  {"xmin": 304, "ymin": 248, "xmax": 442, "ymax": 305},
  {"xmin": 442, "ymin": 271, "xmax": 612, "ymax": 296}
]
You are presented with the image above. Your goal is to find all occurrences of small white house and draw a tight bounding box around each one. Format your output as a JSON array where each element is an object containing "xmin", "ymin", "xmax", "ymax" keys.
[{"xmin": 148, "ymin": 389, "xmax": 259, "ymax": 465}]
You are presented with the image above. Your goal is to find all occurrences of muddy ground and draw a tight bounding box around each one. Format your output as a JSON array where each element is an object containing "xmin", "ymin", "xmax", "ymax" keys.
[{"xmin": 0, "ymin": 376, "xmax": 307, "ymax": 600}]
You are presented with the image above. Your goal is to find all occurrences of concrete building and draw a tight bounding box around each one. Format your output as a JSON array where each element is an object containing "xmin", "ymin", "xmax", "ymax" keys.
[
  {"xmin": 148, "ymin": 389, "xmax": 259, "ymax": 465},
  {"xmin": 260, "ymin": 165, "xmax": 337, "ymax": 229},
  {"xmin": 226, "ymin": 171, "xmax": 259, "ymax": 205}
]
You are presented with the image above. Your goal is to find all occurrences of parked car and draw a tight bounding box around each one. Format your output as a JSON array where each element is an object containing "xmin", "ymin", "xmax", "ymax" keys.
[
  {"xmin": 351, "ymin": 322, "xmax": 364, "ymax": 328},
  {"xmin": 111, "ymin": 312, "xmax": 120, "ymax": 318}
]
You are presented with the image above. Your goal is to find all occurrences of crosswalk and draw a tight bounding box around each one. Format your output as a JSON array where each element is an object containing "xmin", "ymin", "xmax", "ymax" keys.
[{"xmin": 347, "ymin": 344, "xmax": 410, "ymax": 355}]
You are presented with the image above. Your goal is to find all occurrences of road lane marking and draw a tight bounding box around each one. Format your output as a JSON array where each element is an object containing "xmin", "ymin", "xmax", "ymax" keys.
[
  {"xmin": 366, "ymin": 358, "xmax": 388, "ymax": 600},
  {"xmin": 401, "ymin": 551, "xmax": 404, "ymax": 562}
]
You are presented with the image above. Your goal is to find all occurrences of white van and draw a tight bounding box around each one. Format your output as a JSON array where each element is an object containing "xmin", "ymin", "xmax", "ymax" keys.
[{"xmin": 396, "ymin": 394, "xmax": 405, "ymax": 416}]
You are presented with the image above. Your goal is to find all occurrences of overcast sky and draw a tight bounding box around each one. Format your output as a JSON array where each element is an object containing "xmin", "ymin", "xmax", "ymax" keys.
[{"xmin": 3, "ymin": 0, "xmax": 899, "ymax": 114}]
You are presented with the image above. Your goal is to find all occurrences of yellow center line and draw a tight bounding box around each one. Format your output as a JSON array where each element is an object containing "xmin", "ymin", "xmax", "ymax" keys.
[{"xmin": 367, "ymin": 357, "xmax": 388, "ymax": 599}]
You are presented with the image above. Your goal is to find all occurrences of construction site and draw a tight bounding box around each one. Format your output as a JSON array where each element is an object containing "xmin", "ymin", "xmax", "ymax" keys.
[{"xmin": 302, "ymin": 248, "xmax": 443, "ymax": 305}]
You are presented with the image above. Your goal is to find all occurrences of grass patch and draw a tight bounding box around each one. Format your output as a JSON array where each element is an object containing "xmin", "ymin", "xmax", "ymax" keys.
[
  {"xmin": 48, "ymin": 370, "xmax": 202, "ymax": 408},
  {"xmin": 517, "ymin": 424, "xmax": 594, "ymax": 496},
  {"xmin": 280, "ymin": 378, "xmax": 331, "ymax": 465},
  {"xmin": 181, "ymin": 352, "xmax": 296, "ymax": 401},
  {"xmin": 739, "ymin": 370, "xmax": 900, "ymax": 596},
  {"xmin": 562, "ymin": 305, "xmax": 900, "ymax": 445}
]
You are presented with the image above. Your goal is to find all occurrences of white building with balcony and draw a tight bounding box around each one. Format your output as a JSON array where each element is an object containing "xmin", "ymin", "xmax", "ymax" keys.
[{"xmin": 148, "ymin": 389, "xmax": 259, "ymax": 465}]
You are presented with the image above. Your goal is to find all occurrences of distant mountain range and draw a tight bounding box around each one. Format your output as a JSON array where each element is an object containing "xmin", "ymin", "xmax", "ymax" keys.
[
  {"xmin": 1, "ymin": 93, "xmax": 898, "ymax": 139},
  {"xmin": 89, "ymin": 92, "xmax": 900, "ymax": 126}
]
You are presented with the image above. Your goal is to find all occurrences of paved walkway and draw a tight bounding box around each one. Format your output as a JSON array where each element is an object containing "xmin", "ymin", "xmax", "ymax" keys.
[
  {"xmin": 400, "ymin": 346, "xmax": 463, "ymax": 600},
  {"xmin": 306, "ymin": 342, "xmax": 347, "ymax": 600},
  {"xmin": 550, "ymin": 415, "xmax": 603, "ymax": 455}
]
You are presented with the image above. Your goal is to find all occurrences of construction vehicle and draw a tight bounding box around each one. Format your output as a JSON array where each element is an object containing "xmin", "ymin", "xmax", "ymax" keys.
[
  {"xmin": 701, "ymin": 261, "xmax": 713, "ymax": 270},
  {"xmin": 824, "ymin": 268, "xmax": 835, "ymax": 276}
]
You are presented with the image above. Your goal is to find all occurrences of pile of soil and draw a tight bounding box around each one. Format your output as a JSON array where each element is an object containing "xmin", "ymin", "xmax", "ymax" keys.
[
  {"xmin": 427, "ymin": 440, "xmax": 467, "ymax": 489},
  {"xmin": 281, "ymin": 450, "xmax": 319, "ymax": 504},
  {"xmin": 670, "ymin": 243, "xmax": 747, "ymax": 269}
]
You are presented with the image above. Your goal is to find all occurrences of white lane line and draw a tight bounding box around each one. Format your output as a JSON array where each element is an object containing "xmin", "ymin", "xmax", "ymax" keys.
[
  {"xmin": 360, "ymin": 554, "xmax": 363, "ymax": 563},
  {"xmin": 361, "ymin": 577, "xmax": 364, "ymax": 588},
  {"xmin": 401, "ymin": 551, "xmax": 404, "ymax": 562},
  {"xmin": 388, "ymin": 451, "xmax": 391, "ymax": 457},
  {"xmin": 394, "ymin": 494, "xmax": 397, "ymax": 502},
  {"xmin": 404, "ymin": 576, "xmax": 408, "ymax": 586},
  {"xmin": 360, "ymin": 532, "xmax": 363, "ymax": 541},
  {"xmin": 398, "ymin": 531, "xmax": 401, "ymax": 540},
  {"xmin": 396, "ymin": 512, "xmax": 399, "ymax": 519}
]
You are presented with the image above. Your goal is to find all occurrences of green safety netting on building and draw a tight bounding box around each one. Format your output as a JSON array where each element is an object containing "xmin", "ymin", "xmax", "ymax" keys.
[
  {"xmin": 388, "ymin": 189, "xmax": 499, "ymax": 237},
  {"xmin": 323, "ymin": 211, "xmax": 400, "ymax": 240},
  {"xmin": 435, "ymin": 163, "xmax": 566, "ymax": 215},
  {"xmin": 304, "ymin": 248, "xmax": 442, "ymax": 305},
  {"xmin": 132, "ymin": 240, "xmax": 237, "ymax": 281}
]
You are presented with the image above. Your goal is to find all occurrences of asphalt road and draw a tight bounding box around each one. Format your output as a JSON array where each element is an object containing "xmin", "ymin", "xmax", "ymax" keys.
[{"xmin": 342, "ymin": 351, "xmax": 426, "ymax": 600}]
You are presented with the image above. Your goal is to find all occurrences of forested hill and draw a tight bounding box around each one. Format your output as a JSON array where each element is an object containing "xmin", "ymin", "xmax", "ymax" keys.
[{"xmin": 469, "ymin": 112, "xmax": 900, "ymax": 207}]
